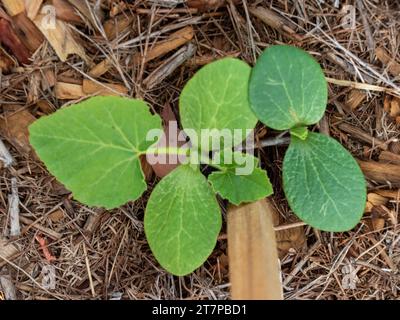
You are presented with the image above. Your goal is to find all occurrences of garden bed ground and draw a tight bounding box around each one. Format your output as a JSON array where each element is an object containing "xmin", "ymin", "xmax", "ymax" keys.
[{"xmin": 1, "ymin": 0, "xmax": 400, "ymax": 300}]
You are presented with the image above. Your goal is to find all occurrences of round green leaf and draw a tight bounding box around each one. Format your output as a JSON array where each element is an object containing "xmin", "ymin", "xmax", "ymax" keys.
[
  {"xmin": 208, "ymin": 152, "xmax": 273, "ymax": 205},
  {"xmin": 180, "ymin": 58, "xmax": 257, "ymax": 150},
  {"xmin": 283, "ymin": 132, "xmax": 366, "ymax": 232},
  {"xmin": 249, "ymin": 45, "xmax": 328, "ymax": 130},
  {"xmin": 29, "ymin": 96, "xmax": 162, "ymax": 209},
  {"xmin": 145, "ymin": 165, "xmax": 222, "ymax": 276}
]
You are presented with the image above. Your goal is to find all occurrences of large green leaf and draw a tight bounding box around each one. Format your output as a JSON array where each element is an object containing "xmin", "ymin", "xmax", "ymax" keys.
[
  {"xmin": 180, "ymin": 58, "xmax": 257, "ymax": 150},
  {"xmin": 283, "ymin": 132, "xmax": 366, "ymax": 231},
  {"xmin": 145, "ymin": 165, "xmax": 221, "ymax": 276},
  {"xmin": 29, "ymin": 96, "xmax": 162, "ymax": 209},
  {"xmin": 208, "ymin": 152, "xmax": 273, "ymax": 205},
  {"xmin": 249, "ymin": 45, "xmax": 328, "ymax": 130}
]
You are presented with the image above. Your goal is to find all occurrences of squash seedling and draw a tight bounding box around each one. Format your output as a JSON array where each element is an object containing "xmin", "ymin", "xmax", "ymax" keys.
[
  {"xmin": 29, "ymin": 58, "xmax": 273, "ymax": 276},
  {"xmin": 29, "ymin": 45, "xmax": 366, "ymax": 278}
]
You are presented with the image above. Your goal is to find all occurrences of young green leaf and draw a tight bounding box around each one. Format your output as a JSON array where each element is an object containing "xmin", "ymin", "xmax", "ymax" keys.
[
  {"xmin": 249, "ymin": 45, "xmax": 328, "ymax": 130},
  {"xmin": 208, "ymin": 152, "xmax": 273, "ymax": 205},
  {"xmin": 145, "ymin": 165, "xmax": 221, "ymax": 276},
  {"xmin": 29, "ymin": 96, "xmax": 162, "ymax": 209},
  {"xmin": 290, "ymin": 126, "xmax": 308, "ymax": 140},
  {"xmin": 283, "ymin": 132, "xmax": 366, "ymax": 232},
  {"xmin": 180, "ymin": 58, "xmax": 257, "ymax": 150}
]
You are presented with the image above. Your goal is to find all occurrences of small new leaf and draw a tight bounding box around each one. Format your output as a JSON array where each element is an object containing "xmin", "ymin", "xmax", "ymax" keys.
[
  {"xmin": 283, "ymin": 132, "xmax": 366, "ymax": 231},
  {"xmin": 249, "ymin": 45, "xmax": 328, "ymax": 130},
  {"xmin": 208, "ymin": 152, "xmax": 272, "ymax": 205},
  {"xmin": 29, "ymin": 96, "xmax": 162, "ymax": 209},
  {"xmin": 290, "ymin": 126, "xmax": 308, "ymax": 140},
  {"xmin": 145, "ymin": 165, "xmax": 222, "ymax": 276}
]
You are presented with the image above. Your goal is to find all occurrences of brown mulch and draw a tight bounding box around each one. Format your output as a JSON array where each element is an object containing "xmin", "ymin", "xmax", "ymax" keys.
[{"xmin": 1, "ymin": 0, "xmax": 400, "ymax": 300}]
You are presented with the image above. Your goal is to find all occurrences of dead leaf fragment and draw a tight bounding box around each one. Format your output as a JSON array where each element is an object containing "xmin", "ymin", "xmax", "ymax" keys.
[{"xmin": 0, "ymin": 108, "xmax": 36, "ymax": 155}]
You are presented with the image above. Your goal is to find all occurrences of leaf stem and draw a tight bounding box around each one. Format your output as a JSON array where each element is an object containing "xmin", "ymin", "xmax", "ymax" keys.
[
  {"xmin": 144, "ymin": 146, "xmax": 225, "ymax": 171},
  {"xmin": 144, "ymin": 146, "xmax": 189, "ymax": 156}
]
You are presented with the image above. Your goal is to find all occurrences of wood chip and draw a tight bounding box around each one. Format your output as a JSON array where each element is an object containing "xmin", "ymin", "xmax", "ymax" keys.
[
  {"xmin": 48, "ymin": 209, "xmax": 65, "ymax": 222},
  {"xmin": 390, "ymin": 98, "xmax": 400, "ymax": 118},
  {"xmin": 346, "ymin": 89, "xmax": 366, "ymax": 110},
  {"xmin": 68, "ymin": 0, "xmax": 104, "ymax": 27},
  {"xmin": 275, "ymin": 225, "xmax": 306, "ymax": 258},
  {"xmin": 338, "ymin": 122, "xmax": 388, "ymax": 150},
  {"xmin": 358, "ymin": 160, "xmax": 400, "ymax": 184},
  {"xmin": 367, "ymin": 193, "xmax": 388, "ymax": 207},
  {"xmin": 54, "ymin": 82, "xmax": 84, "ymax": 99},
  {"xmin": 371, "ymin": 214, "xmax": 385, "ymax": 231},
  {"xmin": 0, "ymin": 45, "xmax": 16, "ymax": 73},
  {"xmin": 249, "ymin": 6, "xmax": 303, "ymax": 42},
  {"xmin": 383, "ymin": 95, "xmax": 391, "ymax": 113},
  {"xmin": 53, "ymin": 0, "xmax": 83, "ymax": 24},
  {"xmin": 82, "ymin": 79, "xmax": 128, "ymax": 96},
  {"xmin": 83, "ymin": 210, "xmax": 107, "ymax": 236},
  {"xmin": 0, "ymin": 238, "xmax": 19, "ymax": 260},
  {"xmin": 0, "ymin": 138, "xmax": 14, "ymax": 168},
  {"xmin": 143, "ymin": 42, "xmax": 196, "ymax": 89},
  {"xmin": 0, "ymin": 274, "xmax": 17, "ymax": 300},
  {"xmin": 104, "ymin": 14, "xmax": 133, "ymax": 40},
  {"xmin": 1, "ymin": 0, "xmax": 25, "ymax": 16},
  {"xmin": 375, "ymin": 189, "xmax": 400, "ymax": 199},
  {"xmin": 88, "ymin": 58, "xmax": 112, "ymax": 78},
  {"xmin": 228, "ymin": 199, "xmax": 283, "ymax": 300},
  {"xmin": 27, "ymin": 70, "xmax": 41, "ymax": 103},
  {"xmin": 389, "ymin": 141, "xmax": 400, "ymax": 154},
  {"xmin": 364, "ymin": 201, "xmax": 373, "ymax": 213},
  {"xmin": 187, "ymin": 0, "xmax": 239, "ymax": 11},
  {"xmin": 40, "ymin": 68, "xmax": 57, "ymax": 90},
  {"xmin": 25, "ymin": 0, "xmax": 43, "ymax": 20},
  {"xmin": 0, "ymin": 18, "xmax": 31, "ymax": 64},
  {"xmin": 11, "ymin": 12, "xmax": 44, "ymax": 52},
  {"xmin": 8, "ymin": 178, "xmax": 21, "ymax": 237},
  {"xmin": 375, "ymin": 47, "xmax": 400, "ymax": 77},
  {"xmin": 133, "ymin": 26, "xmax": 194, "ymax": 65},
  {"xmin": 379, "ymin": 150, "xmax": 400, "ymax": 165},
  {"xmin": 33, "ymin": 14, "xmax": 88, "ymax": 63},
  {"xmin": 36, "ymin": 100, "xmax": 56, "ymax": 114},
  {"xmin": 20, "ymin": 216, "xmax": 62, "ymax": 240}
]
